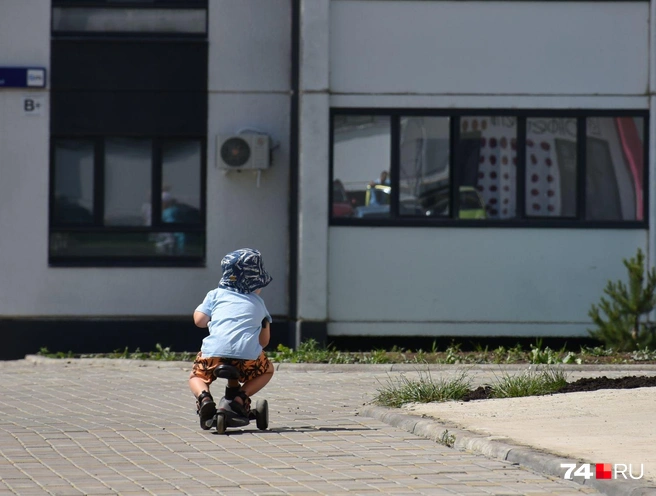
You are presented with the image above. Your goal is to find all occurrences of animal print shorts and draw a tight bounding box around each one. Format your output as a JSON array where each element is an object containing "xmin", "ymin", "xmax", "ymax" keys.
[{"xmin": 189, "ymin": 351, "xmax": 272, "ymax": 384}]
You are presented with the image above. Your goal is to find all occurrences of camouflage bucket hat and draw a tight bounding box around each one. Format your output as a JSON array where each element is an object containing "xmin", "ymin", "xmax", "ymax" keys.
[{"xmin": 219, "ymin": 248, "xmax": 272, "ymax": 294}]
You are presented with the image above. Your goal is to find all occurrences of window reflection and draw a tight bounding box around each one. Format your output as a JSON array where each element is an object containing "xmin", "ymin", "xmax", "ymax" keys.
[
  {"xmin": 104, "ymin": 138, "xmax": 152, "ymax": 226},
  {"xmin": 158, "ymin": 141, "xmax": 203, "ymax": 254},
  {"xmin": 49, "ymin": 231, "xmax": 204, "ymax": 258},
  {"xmin": 526, "ymin": 118, "xmax": 577, "ymax": 218},
  {"xmin": 162, "ymin": 141, "xmax": 202, "ymax": 221},
  {"xmin": 332, "ymin": 115, "xmax": 391, "ymax": 218},
  {"xmin": 586, "ymin": 117, "xmax": 644, "ymax": 221},
  {"xmin": 53, "ymin": 139, "xmax": 94, "ymax": 225},
  {"xmin": 329, "ymin": 110, "xmax": 647, "ymax": 225},
  {"xmin": 457, "ymin": 116, "xmax": 517, "ymax": 219},
  {"xmin": 50, "ymin": 136, "xmax": 206, "ymax": 264},
  {"xmin": 400, "ymin": 117, "xmax": 449, "ymax": 217}
]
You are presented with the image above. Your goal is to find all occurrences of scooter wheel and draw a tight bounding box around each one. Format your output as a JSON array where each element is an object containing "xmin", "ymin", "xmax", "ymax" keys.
[
  {"xmin": 254, "ymin": 399, "xmax": 268, "ymax": 430},
  {"xmin": 215, "ymin": 413, "xmax": 226, "ymax": 434}
]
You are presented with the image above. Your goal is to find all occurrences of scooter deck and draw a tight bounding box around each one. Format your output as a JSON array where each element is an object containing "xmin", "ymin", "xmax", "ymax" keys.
[
  {"xmin": 212, "ymin": 399, "xmax": 268, "ymax": 434},
  {"xmin": 221, "ymin": 410, "xmax": 251, "ymax": 427}
]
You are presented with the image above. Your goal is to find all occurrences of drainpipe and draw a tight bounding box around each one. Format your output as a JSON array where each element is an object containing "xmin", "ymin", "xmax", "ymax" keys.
[{"xmin": 288, "ymin": 0, "xmax": 301, "ymax": 345}]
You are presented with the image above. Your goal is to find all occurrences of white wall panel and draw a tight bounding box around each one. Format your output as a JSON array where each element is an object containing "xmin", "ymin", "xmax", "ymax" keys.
[
  {"xmin": 0, "ymin": 92, "xmax": 290, "ymax": 317},
  {"xmin": 301, "ymin": 0, "xmax": 330, "ymax": 91},
  {"xmin": 0, "ymin": 1, "xmax": 51, "ymax": 315},
  {"xmin": 0, "ymin": 91, "xmax": 50, "ymax": 309},
  {"xmin": 330, "ymin": 1, "xmax": 648, "ymax": 96},
  {"xmin": 297, "ymin": 94, "xmax": 330, "ymax": 321},
  {"xmin": 331, "ymin": 94, "xmax": 650, "ymax": 110},
  {"xmin": 206, "ymin": 93, "xmax": 290, "ymax": 316},
  {"xmin": 0, "ymin": 0, "xmax": 50, "ymax": 65},
  {"xmin": 208, "ymin": 0, "xmax": 290, "ymax": 92},
  {"xmin": 328, "ymin": 227, "xmax": 647, "ymax": 335},
  {"xmin": 0, "ymin": 2, "xmax": 290, "ymax": 318},
  {"xmin": 329, "ymin": 322, "xmax": 594, "ymax": 338}
]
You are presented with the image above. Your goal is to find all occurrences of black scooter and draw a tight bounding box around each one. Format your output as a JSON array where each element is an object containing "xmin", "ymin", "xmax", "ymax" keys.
[{"xmin": 210, "ymin": 364, "xmax": 269, "ymax": 434}]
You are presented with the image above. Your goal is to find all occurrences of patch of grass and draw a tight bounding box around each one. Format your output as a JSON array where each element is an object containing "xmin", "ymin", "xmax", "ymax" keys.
[
  {"xmin": 491, "ymin": 368, "xmax": 568, "ymax": 398},
  {"xmin": 97, "ymin": 345, "xmax": 196, "ymax": 361},
  {"xmin": 269, "ymin": 340, "xmax": 356, "ymax": 364},
  {"xmin": 35, "ymin": 339, "xmax": 656, "ymax": 364},
  {"xmin": 580, "ymin": 345, "xmax": 614, "ymax": 357},
  {"xmin": 37, "ymin": 347, "xmax": 75, "ymax": 359},
  {"xmin": 439, "ymin": 343, "xmax": 463, "ymax": 364},
  {"xmin": 438, "ymin": 429, "xmax": 456, "ymax": 448},
  {"xmin": 373, "ymin": 370, "xmax": 472, "ymax": 408},
  {"xmin": 631, "ymin": 347, "xmax": 656, "ymax": 362},
  {"xmin": 561, "ymin": 352, "xmax": 582, "ymax": 365},
  {"xmin": 528, "ymin": 339, "xmax": 559, "ymax": 364},
  {"xmin": 37, "ymin": 345, "xmax": 195, "ymax": 362}
]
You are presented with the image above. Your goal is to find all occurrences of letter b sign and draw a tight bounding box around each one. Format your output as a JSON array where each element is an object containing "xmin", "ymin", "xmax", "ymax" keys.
[{"xmin": 23, "ymin": 96, "xmax": 43, "ymax": 116}]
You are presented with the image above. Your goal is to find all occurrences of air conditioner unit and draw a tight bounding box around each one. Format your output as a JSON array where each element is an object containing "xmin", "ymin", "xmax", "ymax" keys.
[{"xmin": 217, "ymin": 133, "xmax": 270, "ymax": 170}]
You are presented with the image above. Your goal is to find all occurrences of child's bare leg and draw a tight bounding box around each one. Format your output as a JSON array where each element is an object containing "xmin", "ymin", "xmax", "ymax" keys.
[
  {"xmin": 190, "ymin": 375, "xmax": 216, "ymax": 430},
  {"xmin": 189, "ymin": 376, "xmax": 210, "ymax": 397},
  {"xmin": 240, "ymin": 361, "xmax": 274, "ymax": 399}
]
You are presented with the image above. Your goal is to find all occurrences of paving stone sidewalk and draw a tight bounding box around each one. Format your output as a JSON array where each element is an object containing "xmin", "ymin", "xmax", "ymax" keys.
[{"xmin": 0, "ymin": 358, "xmax": 612, "ymax": 495}]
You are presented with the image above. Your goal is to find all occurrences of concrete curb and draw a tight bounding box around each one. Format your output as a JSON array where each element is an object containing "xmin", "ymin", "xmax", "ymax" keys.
[
  {"xmin": 359, "ymin": 404, "xmax": 656, "ymax": 496},
  {"xmin": 22, "ymin": 356, "xmax": 656, "ymax": 373},
  {"xmin": 271, "ymin": 363, "xmax": 656, "ymax": 373}
]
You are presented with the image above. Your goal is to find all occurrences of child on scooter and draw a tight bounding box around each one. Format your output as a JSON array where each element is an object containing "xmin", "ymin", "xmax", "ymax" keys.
[{"xmin": 189, "ymin": 248, "xmax": 274, "ymax": 430}]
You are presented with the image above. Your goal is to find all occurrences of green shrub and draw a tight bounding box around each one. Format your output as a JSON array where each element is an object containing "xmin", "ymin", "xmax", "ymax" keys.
[{"xmin": 588, "ymin": 249, "xmax": 656, "ymax": 351}]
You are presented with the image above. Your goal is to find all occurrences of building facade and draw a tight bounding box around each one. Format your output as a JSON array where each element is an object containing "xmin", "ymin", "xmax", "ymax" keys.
[{"xmin": 0, "ymin": 0, "xmax": 653, "ymax": 359}]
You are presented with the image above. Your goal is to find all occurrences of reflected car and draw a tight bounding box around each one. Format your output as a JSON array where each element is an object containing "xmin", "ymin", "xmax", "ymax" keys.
[
  {"xmin": 458, "ymin": 187, "xmax": 486, "ymax": 219},
  {"xmin": 423, "ymin": 186, "xmax": 486, "ymax": 219},
  {"xmin": 332, "ymin": 179, "xmax": 355, "ymax": 217},
  {"xmin": 354, "ymin": 184, "xmax": 424, "ymax": 218},
  {"xmin": 355, "ymin": 184, "xmax": 486, "ymax": 219}
]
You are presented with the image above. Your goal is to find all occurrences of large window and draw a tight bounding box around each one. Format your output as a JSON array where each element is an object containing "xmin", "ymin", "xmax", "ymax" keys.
[
  {"xmin": 50, "ymin": 138, "xmax": 205, "ymax": 263},
  {"xmin": 331, "ymin": 110, "xmax": 647, "ymax": 227},
  {"xmin": 50, "ymin": 0, "xmax": 208, "ymax": 266}
]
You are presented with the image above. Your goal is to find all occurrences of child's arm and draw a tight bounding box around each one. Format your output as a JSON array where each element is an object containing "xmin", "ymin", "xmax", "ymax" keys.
[
  {"xmin": 259, "ymin": 318, "xmax": 270, "ymax": 347},
  {"xmin": 193, "ymin": 310, "xmax": 210, "ymax": 328}
]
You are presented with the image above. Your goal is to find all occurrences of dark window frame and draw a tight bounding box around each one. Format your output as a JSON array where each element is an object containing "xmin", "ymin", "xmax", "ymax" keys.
[
  {"xmin": 49, "ymin": 135, "xmax": 207, "ymax": 267},
  {"xmin": 330, "ymin": 108, "xmax": 649, "ymax": 229},
  {"xmin": 49, "ymin": 1, "xmax": 208, "ymax": 267}
]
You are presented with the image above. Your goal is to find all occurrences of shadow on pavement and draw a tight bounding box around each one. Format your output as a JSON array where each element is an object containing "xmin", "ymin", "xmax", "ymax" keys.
[{"xmin": 211, "ymin": 426, "xmax": 376, "ymax": 436}]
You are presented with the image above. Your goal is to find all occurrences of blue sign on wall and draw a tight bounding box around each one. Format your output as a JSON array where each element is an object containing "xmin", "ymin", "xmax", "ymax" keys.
[{"xmin": 0, "ymin": 67, "xmax": 46, "ymax": 88}]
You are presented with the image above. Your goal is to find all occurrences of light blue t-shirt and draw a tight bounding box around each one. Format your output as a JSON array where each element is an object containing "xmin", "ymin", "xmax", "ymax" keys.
[{"xmin": 196, "ymin": 287, "xmax": 272, "ymax": 360}]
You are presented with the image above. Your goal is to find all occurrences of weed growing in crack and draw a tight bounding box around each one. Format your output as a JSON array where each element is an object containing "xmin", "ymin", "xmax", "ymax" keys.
[{"xmin": 437, "ymin": 429, "xmax": 456, "ymax": 448}]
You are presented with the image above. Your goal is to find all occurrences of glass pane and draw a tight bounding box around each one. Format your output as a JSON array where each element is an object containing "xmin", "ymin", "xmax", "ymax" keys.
[
  {"xmin": 49, "ymin": 231, "xmax": 205, "ymax": 258},
  {"xmin": 586, "ymin": 117, "xmax": 644, "ymax": 221},
  {"xmin": 526, "ymin": 118, "xmax": 577, "ymax": 218},
  {"xmin": 52, "ymin": 7, "xmax": 207, "ymax": 34},
  {"xmin": 400, "ymin": 117, "xmax": 449, "ymax": 217},
  {"xmin": 104, "ymin": 138, "xmax": 152, "ymax": 226},
  {"xmin": 457, "ymin": 116, "xmax": 517, "ymax": 220},
  {"xmin": 53, "ymin": 139, "xmax": 94, "ymax": 225},
  {"xmin": 333, "ymin": 115, "xmax": 391, "ymax": 219},
  {"xmin": 162, "ymin": 140, "xmax": 202, "ymax": 225}
]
